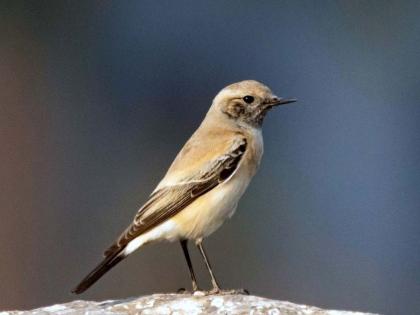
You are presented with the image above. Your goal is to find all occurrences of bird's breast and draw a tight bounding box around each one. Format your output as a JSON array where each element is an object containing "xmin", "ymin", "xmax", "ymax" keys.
[
  {"xmin": 171, "ymin": 128, "xmax": 264, "ymax": 240},
  {"xmin": 243, "ymin": 127, "xmax": 264, "ymax": 176}
]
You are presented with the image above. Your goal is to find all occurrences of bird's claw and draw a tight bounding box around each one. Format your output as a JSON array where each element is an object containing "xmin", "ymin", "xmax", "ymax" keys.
[
  {"xmin": 201, "ymin": 288, "xmax": 250, "ymax": 295},
  {"xmin": 177, "ymin": 287, "xmax": 188, "ymax": 294},
  {"xmin": 177, "ymin": 287, "xmax": 203, "ymax": 295}
]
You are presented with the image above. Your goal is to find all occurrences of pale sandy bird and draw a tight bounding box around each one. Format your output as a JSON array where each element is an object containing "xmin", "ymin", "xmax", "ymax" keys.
[{"xmin": 72, "ymin": 80, "xmax": 296, "ymax": 294}]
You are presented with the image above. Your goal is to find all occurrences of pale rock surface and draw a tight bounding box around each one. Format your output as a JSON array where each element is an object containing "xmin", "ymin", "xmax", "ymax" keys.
[{"xmin": 1, "ymin": 293, "xmax": 378, "ymax": 315}]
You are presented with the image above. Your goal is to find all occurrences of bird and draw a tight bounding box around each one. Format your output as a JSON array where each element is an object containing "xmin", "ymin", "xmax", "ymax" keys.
[{"xmin": 72, "ymin": 80, "xmax": 296, "ymax": 295}]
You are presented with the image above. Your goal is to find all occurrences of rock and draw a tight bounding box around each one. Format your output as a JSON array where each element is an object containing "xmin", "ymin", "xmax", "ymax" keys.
[{"xmin": 1, "ymin": 293, "xmax": 378, "ymax": 315}]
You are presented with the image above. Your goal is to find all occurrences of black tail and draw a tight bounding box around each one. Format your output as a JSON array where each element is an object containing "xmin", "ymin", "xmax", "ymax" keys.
[{"xmin": 72, "ymin": 248, "xmax": 126, "ymax": 294}]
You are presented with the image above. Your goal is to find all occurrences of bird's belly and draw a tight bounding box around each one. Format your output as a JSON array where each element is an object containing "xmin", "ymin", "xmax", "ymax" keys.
[{"xmin": 171, "ymin": 165, "xmax": 253, "ymax": 241}]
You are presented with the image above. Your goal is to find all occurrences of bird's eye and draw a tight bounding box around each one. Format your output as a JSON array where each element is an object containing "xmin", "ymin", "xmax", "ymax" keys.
[{"xmin": 243, "ymin": 95, "xmax": 254, "ymax": 104}]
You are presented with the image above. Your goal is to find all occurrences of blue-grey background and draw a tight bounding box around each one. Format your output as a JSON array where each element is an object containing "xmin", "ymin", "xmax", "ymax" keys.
[{"xmin": 1, "ymin": 1, "xmax": 419, "ymax": 314}]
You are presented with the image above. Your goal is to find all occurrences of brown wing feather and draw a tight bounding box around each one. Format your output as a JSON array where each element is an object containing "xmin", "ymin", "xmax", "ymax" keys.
[{"xmin": 103, "ymin": 138, "xmax": 247, "ymax": 257}]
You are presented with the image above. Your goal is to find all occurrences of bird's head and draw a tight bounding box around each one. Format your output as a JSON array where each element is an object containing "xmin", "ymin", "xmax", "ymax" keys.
[{"xmin": 211, "ymin": 80, "xmax": 296, "ymax": 128}]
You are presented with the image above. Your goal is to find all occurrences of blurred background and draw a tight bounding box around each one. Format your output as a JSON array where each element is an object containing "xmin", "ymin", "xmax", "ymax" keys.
[{"xmin": 1, "ymin": 1, "xmax": 419, "ymax": 314}]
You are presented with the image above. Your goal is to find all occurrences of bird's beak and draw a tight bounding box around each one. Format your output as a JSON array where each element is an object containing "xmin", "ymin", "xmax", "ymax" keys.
[{"xmin": 266, "ymin": 97, "xmax": 297, "ymax": 107}]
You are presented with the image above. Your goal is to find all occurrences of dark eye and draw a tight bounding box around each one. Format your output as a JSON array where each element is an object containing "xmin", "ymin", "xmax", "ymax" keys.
[{"xmin": 243, "ymin": 95, "xmax": 254, "ymax": 104}]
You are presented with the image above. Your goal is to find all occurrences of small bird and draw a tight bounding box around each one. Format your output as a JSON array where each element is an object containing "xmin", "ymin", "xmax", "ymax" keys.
[{"xmin": 72, "ymin": 80, "xmax": 296, "ymax": 294}]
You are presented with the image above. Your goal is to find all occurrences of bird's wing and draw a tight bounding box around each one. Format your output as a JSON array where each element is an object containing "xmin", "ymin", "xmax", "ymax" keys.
[{"xmin": 103, "ymin": 136, "xmax": 247, "ymax": 257}]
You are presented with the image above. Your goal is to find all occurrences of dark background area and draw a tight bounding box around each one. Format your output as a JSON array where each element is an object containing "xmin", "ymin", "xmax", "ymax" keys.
[{"xmin": 1, "ymin": 1, "xmax": 420, "ymax": 314}]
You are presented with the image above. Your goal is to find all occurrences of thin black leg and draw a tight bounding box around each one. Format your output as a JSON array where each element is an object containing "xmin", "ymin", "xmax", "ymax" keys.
[
  {"xmin": 180, "ymin": 240, "xmax": 199, "ymax": 291},
  {"xmin": 197, "ymin": 240, "xmax": 221, "ymax": 292}
]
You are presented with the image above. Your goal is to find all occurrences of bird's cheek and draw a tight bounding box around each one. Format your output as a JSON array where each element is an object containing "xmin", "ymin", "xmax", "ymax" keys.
[{"xmin": 225, "ymin": 103, "xmax": 244, "ymax": 118}]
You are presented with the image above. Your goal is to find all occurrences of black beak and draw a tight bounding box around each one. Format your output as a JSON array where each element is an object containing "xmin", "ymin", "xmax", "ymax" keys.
[{"xmin": 267, "ymin": 97, "xmax": 297, "ymax": 107}]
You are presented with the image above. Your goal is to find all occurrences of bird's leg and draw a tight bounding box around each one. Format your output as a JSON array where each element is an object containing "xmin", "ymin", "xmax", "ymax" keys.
[
  {"xmin": 196, "ymin": 240, "xmax": 221, "ymax": 294},
  {"xmin": 196, "ymin": 240, "xmax": 250, "ymax": 296},
  {"xmin": 179, "ymin": 240, "xmax": 199, "ymax": 292}
]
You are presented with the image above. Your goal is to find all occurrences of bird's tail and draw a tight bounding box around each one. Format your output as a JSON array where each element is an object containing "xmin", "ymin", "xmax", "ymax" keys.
[{"xmin": 72, "ymin": 247, "xmax": 126, "ymax": 294}]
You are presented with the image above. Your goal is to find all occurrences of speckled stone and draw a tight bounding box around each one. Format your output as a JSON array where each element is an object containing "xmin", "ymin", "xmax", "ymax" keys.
[{"xmin": 1, "ymin": 293, "xmax": 378, "ymax": 315}]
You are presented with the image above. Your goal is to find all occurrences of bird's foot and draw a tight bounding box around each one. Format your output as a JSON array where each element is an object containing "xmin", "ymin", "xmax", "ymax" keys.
[
  {"xmin": 177, "ymin": 287, "xmax": 203, "ymax": 295},
  {"xmin": 200, "ymin": 288, "xmax": 250, "ymax": 296},
  {"xmin": 178, "ymin": 287, "xmax": 249, "ymax": 295},
  {"xmin": 231, "ymin": 288, "xmax": 250, "ymax": 295},
  {"xmin": 177, "ymin": 287, "xmax": 189, "ymax": 294}
]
